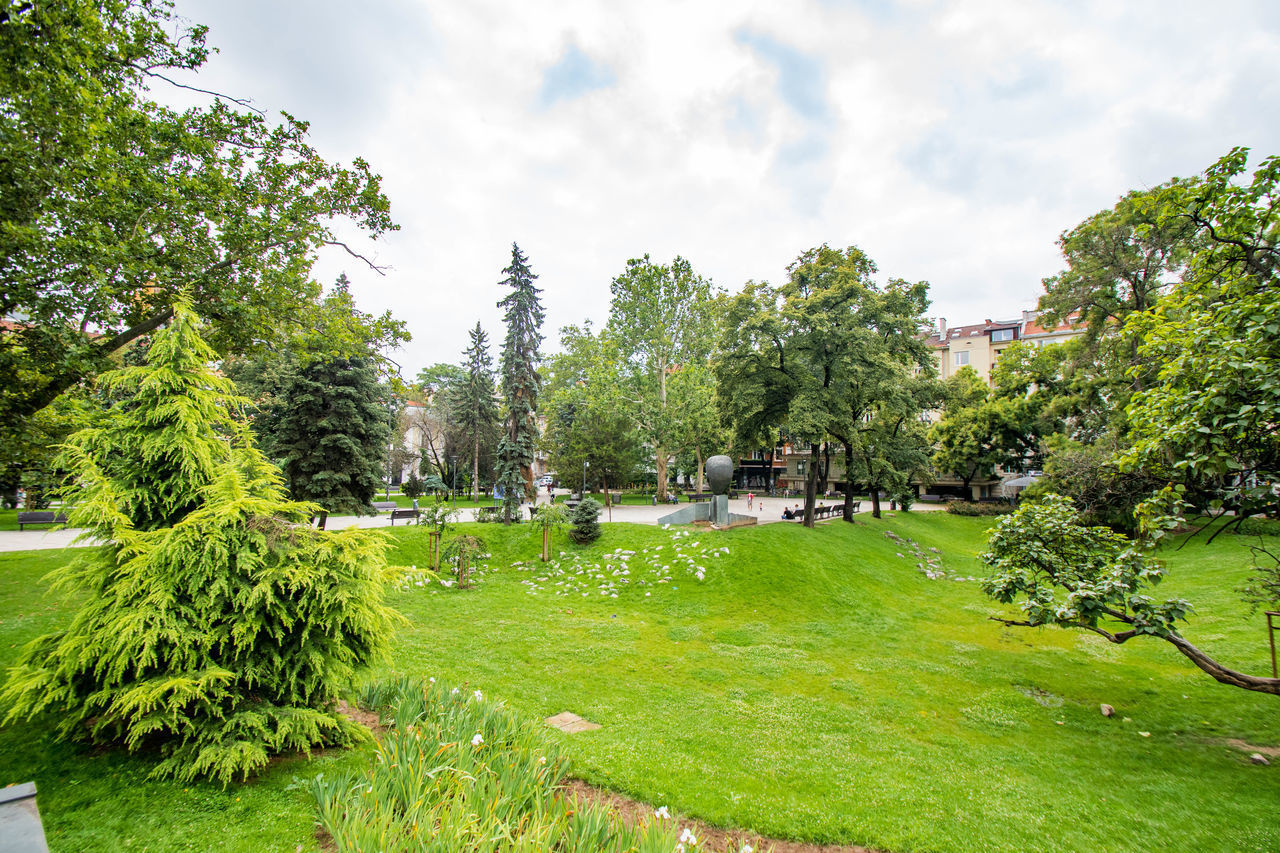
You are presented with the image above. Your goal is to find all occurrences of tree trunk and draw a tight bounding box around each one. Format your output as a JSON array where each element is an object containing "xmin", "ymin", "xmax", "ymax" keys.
[
  {"xmin": 541, "ymin": 527, "xmax": 551, "ymax": 562},
  {"xmin": 803, "ymin": 443, "xmax": 820, "ymax": 528},
  {"xmin": 429, "ymin": 530, "xmax": 441, "ymax": 571},
  {"xmin": 1164, "ymin": 634, "xmax": 1280, "ymax": 695},
  {"xmin": 655, "ymin": 446, "xmax": 669, "ymax": 501},
  {"xmin": 819, "ymin": 442, "xmax": 830, "ymax": 494},
  {"xmin": 870, "ymin": 487, "xmax": 882, "ymax": 518},
  {"xmin": 695, "ymin": 446, "xmax": 704, "ymax": 495},
  {"xmin": 842, "ymin": 443, "xmax": 856, "ymax": 522},
  {"xmin": 471, "ymin": 433, "xmax": 480, "ymax": 502}
]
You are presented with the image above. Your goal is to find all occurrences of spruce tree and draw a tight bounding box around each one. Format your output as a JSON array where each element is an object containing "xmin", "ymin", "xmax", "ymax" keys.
[
  {"xmin": 568, "ymin": 497, "xmax": 603, "ymax": 544},
  {"xmin": 258, "ymin": 356, "xmax": 393, "ymax": 515},
  {"xmin": 447, "ymin": 321, "xmax": 500, "ymax": 502},
  {"xmin": 1, "ymin": 304, "xmax": 397, "ymax": 784},
  {"xmin": 495, "ymin": 243, "xmax": 545, "ymax": 524}
]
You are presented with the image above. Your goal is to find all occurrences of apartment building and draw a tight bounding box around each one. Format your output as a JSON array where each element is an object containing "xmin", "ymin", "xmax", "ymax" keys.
[{"xmin": 925, "ymin": 310, "xmax": 1084, "ymax": 384}]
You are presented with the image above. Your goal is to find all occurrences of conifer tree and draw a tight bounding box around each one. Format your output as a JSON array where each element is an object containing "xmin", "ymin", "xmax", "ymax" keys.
[
  {"xmin": 258, "ymin": 356, "xmax": 393, "ymax": 515},
  {"xmin": 448, "ymin": 321, "xmax": 500, "ymax": 502},
  {"xmin": 1, "ymin": 304, "xmax": 397, "ymax": 784},
  {"xmin": 495, "ymin": 243, "xmax": 545, "ymax": 523}
]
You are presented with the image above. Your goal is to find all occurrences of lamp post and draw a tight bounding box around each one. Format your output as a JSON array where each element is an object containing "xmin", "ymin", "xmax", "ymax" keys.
[
  {"xmin": 450, "ymin": 454, "xmax": 457, "ymax": 506},
  {"xmin": 582, "ymin": 460, "xmax": 588, "ymax": 499}
]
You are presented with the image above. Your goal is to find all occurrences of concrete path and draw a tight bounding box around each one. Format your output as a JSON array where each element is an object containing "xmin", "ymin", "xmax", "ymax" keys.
[{"xmin": 0, "ymin": 494, "xmax": 944, "ymax": 553}]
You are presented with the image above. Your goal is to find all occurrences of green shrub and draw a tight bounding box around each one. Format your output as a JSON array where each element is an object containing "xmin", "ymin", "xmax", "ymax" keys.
[
  {"xmin": 569, "ymin": 497, "xmax": 602, "ymax": 544},
  {"xmin": 1, "ymin": 305, "xmax": 398, "ymax": 784},
  {"xmin": 945, "ymin": 500, "xmax": 1016, "ymax": 516},
  {"xmin": 401, "ymin": 473, "xmax": 425, "ymax": 500}
]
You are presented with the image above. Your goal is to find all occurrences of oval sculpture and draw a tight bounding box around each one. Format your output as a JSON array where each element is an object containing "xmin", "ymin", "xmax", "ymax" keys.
[{"xmin": 705, "ymin": 454, "xmax": 733, "ymax": 495}]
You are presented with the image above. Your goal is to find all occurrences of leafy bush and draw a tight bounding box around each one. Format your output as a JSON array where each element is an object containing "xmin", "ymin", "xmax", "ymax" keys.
[
  {"xmin": 0, "ymin": 305, "xmax": 398, "ymax": 784},
  {"xmin": 569, "ymin": 497, "xmax": 603, "ymax": 544},
  {"xmin": 945, "ymin": 500, "xmax": 1016, "ymax": 516}
]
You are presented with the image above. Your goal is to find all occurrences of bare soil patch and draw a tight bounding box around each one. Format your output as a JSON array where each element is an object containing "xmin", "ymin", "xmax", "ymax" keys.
[{"xmin": 562, "ymin": 779, "xmax": 880, "ymax": 853}]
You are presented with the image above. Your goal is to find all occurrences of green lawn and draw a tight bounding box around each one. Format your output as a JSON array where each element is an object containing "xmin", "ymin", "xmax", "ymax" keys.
[{"xmin": 1, "ymin": 515, "xmax": 1277, "ymax": 851}]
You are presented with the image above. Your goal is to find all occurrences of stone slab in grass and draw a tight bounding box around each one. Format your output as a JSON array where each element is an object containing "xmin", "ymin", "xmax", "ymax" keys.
[{"xmin": 545, "ymin": 711, "xmax": 601, "ymax": 733}]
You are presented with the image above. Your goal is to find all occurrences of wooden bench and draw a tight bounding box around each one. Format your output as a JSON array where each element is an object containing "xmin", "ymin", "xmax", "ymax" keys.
[
  {"xmin": 687, "ymin": 493, "xmax": 712, "ymax": 503},
  {"xmin": 17, "ymin": 511, "xmax": 67, "ymax": 530},
  {"xmin": 390, "ymin": 508, "xmax": 420, "ymax": 525},
  {"xmin": 371, "ymin": 501, "xmax": 398, "ymax": 513}
]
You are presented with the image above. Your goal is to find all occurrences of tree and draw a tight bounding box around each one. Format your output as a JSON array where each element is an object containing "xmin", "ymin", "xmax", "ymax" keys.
[
  {"xmin": 0, "ymin": 0, "xmax": 400, "ymax": 443},
  {"xmin": 0, "ymin": 304, "xmax": 397, "ymax": 782},
  {"xmin": 255, "ymin": 356, "xmax": 393, "ymax": 516},
  {"xmin": 606, "ymin": 255, "xmax": 719, "ymax": 500},
  {"xmin": 448, "ymin": 323, "xmax": 500, "ymax": 502},
  {"xmin": 716, "ymin": 246, "xmax": 937, "ymax": 524},
  {"xmin": 1123, "ymin": 147, "xmax": 1280, "ymax": 523},
  {"xmin": 532, "ymin": 503, "xmax": 570, "ymax": 562},
  {"xmin": 981, "ymin": 494, "xmax": 1278, "ymax": 696},
  {"xmin": 568, "ymin": 497, "xmax": 603, "ymax": 544},
  {"xmin": 541, "ymin": 323, "xmax": 643, "ymax": 498},
  {"xmin": 495, "ymin": 243, "xmax": 545, "ymax": 523}
]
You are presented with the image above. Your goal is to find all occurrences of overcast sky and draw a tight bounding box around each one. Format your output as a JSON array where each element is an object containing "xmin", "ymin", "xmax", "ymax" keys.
[{"xmin": 168, "ymin": 0, "xmax": 1280, "ymax": 377}]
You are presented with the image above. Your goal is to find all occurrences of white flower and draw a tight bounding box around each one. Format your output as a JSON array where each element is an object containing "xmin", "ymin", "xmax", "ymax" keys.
[
  {"xmin": 654, "ymin": 805, "xmax": 671, "ymax": 820},
  {"xmin": 471, "ymin": 733, "xmax": 484, "ymax": 746},
  {"xmin": 450, "ymin": 687, "xmax": 460, "ymax": 695},
  {"xmin": 679, "ymin": 827, "xmax": 697, "ymax": 845},
  {"xmin": 537, "ymin": 755, "xmax": 547, "ymax": 765},
  {"xmin": 742, "ymin": 845, "xmax": 754, "ymax": 853},
  {"xmin": 429, "ymin": 676, "xmax": 436, "ymax": 683},
  {"xmin": 473, "ymin": 689, "xmax": 483, "ymax": 701}
]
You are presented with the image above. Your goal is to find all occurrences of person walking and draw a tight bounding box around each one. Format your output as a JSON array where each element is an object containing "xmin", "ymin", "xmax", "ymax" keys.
[{"xmin": 747, "ymin": 491, "xmax": 755, "ymax": 511}]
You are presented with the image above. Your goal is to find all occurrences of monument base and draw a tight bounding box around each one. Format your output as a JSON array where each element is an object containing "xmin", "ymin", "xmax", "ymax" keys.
[{"xmin": 657, "ymin": 496, "xmax": 756, "ymax": 529}]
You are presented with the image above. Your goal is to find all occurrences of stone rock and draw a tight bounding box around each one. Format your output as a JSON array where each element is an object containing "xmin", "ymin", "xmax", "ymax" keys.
[
  {"xmin": 545, "ymin": 711, "xmax": 601, "ymax": 733},
  {"xmin": 1250, "ymin": 753, "xmax": 1271, "ymax": 766},
  {"xmin": 705, "ymin": 455, "xmax": 733, "ymax": 495},
  {"xmin": 1100, "ymin": 704, "xmax": 1114, "ymax": 717}
]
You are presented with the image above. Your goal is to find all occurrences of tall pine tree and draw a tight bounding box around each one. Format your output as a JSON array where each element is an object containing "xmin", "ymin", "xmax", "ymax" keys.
[
  {"xmin": 495, "ymin": 243, "xmax": 545, "ymax": 523},
  {"xmin": 448, "ymin": 321, "xmax": 500, "ymax": 501}
]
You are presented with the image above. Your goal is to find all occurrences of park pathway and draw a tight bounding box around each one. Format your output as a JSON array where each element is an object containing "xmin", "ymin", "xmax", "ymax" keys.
[{"xmin": 0, "ymin": 495, "xmax": 942, "ymax": 553}]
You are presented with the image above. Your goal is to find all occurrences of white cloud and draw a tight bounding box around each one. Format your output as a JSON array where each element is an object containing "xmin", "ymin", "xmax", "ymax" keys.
[{"xmin": 171, "ymin": 0, "xmax": 1280, "ymax": 375}]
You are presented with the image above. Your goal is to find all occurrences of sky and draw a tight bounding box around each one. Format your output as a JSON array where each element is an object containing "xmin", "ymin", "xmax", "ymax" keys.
[{"xmin": 167, "ymin": 0, "xmax": 1280, "ymax": 378}]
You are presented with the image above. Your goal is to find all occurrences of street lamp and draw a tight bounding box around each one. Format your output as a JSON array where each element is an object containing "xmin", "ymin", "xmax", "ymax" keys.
[
  {"xmin": 450, "ymin": 454, "xmax": 457, "ymax": 506},
  {"xmin": 582, "ymin": 459, "xmax": 589, "ymax": 499}
]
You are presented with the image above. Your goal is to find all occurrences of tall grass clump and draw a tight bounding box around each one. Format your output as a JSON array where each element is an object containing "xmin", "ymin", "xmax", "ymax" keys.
[
  {"xmin": 1, "ymin": 304, "xmax": 398, "ymax": 784},
  {"xmin": 310, "ymin": 677, "xmax": 760, "ymax": 852}
]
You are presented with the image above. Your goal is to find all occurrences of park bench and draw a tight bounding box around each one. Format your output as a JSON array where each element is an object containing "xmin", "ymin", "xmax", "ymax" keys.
[
  {"xmin": 17, "ymin": 511, "xmax": 67, "ymax": 530},
  {"xmin": 687, "ymin": 493, "xmax": 712, "ymax": 503},
  {"xmin": 371, "ymin": 501, "xmax": 398, "ymax": 512},
  {"xmin": 389, "ymin": 508, "xmax": 420, "ymax": 525}
]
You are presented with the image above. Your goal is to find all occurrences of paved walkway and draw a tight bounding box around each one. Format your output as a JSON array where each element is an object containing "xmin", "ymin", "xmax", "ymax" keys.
[{"xmin": 0, "ymin": 494, "xmax": 944, "ymax": 553}]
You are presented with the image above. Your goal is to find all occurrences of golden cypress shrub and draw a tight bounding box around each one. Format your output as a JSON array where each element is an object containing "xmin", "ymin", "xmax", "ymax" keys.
[{"xmin": 2, "ymin": 304, "xmax": 398, "ymax": 783}]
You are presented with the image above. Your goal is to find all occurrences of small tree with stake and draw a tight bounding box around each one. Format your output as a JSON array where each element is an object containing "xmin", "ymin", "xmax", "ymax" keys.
[
  {"xmin": 442, "ymin": 534, "xmax": 486, "ymax": 589},
  {"xmin": 532, "ymin": 503, "xmax": 570, "ymax": 561},
  {"xmin": 568, "ymin": 497, "xmax": 603, "ymax": 545},
  {"xmin": 416, "ymin": 501, "xmax": 458, "ymax": 572}
]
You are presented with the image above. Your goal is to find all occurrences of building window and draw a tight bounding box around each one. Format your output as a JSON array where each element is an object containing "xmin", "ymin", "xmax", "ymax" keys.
[
  {"xmin": 991, "ymin": 328, "xmax": 1014, "ymax": 342},
  {"xmin": 954, "ymin": 351, "xmax": 969, "ymax": 366},
  {"xmin": 796, "ymin": 461, "xmax": 806, "ymax": 475}
]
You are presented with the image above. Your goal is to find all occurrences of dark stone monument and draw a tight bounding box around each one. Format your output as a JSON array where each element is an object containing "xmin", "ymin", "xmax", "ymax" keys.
[{"xmin": 705, "ymin": 454, "xmax": 732, "ymax": 525}]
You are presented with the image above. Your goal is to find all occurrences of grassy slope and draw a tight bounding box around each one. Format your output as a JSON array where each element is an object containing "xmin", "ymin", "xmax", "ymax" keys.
[
  {"xmin": 0, "ymin": 515, "xmax": 1275, "ymax": 851},
  {"xmin": 383, "ymin": 515, "xmax": 1280, "ymax": 853}
]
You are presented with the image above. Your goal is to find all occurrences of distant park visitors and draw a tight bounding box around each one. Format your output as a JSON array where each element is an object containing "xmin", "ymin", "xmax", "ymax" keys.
[{"xmin": 747, "ymin": 492, "xmax": 754, "ymax": 510}]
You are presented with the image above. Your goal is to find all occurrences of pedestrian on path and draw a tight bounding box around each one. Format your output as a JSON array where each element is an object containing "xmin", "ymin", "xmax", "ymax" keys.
[{"xmin": 747, "ymin": 491, "xmax": 755, "ymax": 511}]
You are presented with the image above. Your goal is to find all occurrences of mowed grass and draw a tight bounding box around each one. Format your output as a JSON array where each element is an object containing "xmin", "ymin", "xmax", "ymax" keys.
[{"xmin": 0, "ymin": 514, "xmax": 1276, "ymax": 851}]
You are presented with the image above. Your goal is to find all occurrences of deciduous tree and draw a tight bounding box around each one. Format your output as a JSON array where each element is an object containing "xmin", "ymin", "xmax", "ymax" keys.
[{"xmin": 0, "ymin": 0, "xmax": 399, "ymax": 443}]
